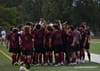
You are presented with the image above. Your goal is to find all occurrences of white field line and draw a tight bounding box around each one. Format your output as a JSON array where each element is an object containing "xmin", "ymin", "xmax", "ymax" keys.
[
  {"xmin": 0, "ymin": 50, "xmax": 11, "ymax": 61},
  {"xmin": 90, "ymin": 41, "xmax": 100, "ymax": 44},
  {"xmin": 73, "ymin": 66, "xmax": 99, "ymax": 69},
  {"xmin": 85, "ymin": 53, "xmax": 100, "ymax": 64}
]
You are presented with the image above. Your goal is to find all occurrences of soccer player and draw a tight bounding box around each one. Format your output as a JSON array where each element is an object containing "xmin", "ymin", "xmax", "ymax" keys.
[
  {"xmin": 52, "ymin": 24, "xmax": 63, "ymax": 66},
  {"xmin": 17, "ymin": 25, "xmax": 23, "ymax": 63},
  {"xmin": 67, "ymin": 25, "xmax": 77, "ymax": 64},
  {"xmin": 33, "ymin": 24, "xmax": 45, "ymax": 65},
  {"xmin": 80, "ymin": 23, "xmax": 91, "ymax": 62},
  {"xmin": 62, "ymin": 24, "xmax": 70, "ymax": 64},
  {"xmin": 73, "ymin": 25, "xmax": 81, "ymax": 63},
  {"xmin": 44, "ymin": 25, "xmax": 53, "ymax": 65},
  {"xmin": 7, "ymin": 28, "xmax": 20, "ymax": 64},
  {"xmin": 20, "ymin": 26, "xmax": 33, "ymax": 69},
  {"xmin": 1, "ymin": 28, "xmax": 6, "ymax": 47}
]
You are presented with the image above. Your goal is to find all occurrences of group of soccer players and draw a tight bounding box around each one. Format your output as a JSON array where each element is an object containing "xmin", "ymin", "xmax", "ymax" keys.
[{"xmin": 6, "ymin": 19, "xmax": 91, "ymax": 68}]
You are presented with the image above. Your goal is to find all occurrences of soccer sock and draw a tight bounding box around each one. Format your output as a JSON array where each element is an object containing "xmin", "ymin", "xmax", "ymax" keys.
[
  {"xmin": 26, "ymin": 56, "xmax": 32, "ymax": 64},
  {"xmin": 32, "ymin": 54, "xmax": 35, "ymax": 64},
  {"xmin": 16, "ymin": 53, "xmax": 20, "ymax": 62},
  {"xmin": 20, "ymin": 55, "xmax": 25, "ymax": 62},
  {"xmin": 55, "ymin": 54, "xmax": 59, "ymax": 64},
  {"xmin": 72, "ymin": 58, "xmax": 76, "ymax": 63},
  {"xmin": 35, "ymin": 53, "xmax": 38, "ymax": 64},
  {"xmin": 24, "ymin": 56, "xmax": 27, "ymax": 64},
  {"xmin": 39, "ymin": 54, "xmax": 42, "ymax": 64},
  {"xmin": 87, "ymin": 53, "xmax": 91, "ymax": 61},
  {"xmin": 49, "ymin": 54, "xmax": 52, "ymax": 63},
  {"xmin": 12, "ymin": 54, "xmax": 17, "ymax": 64},
  {"xmin": 45, "ymin": 53, "xmax": 48, "ymax": 63},
  {"xmin": 82, "ymin": 52, "xmax": 85, "ymax": 60},
  {"xmin": 60, "ymin": 52, "xmax": 64, "ymax": 63}
]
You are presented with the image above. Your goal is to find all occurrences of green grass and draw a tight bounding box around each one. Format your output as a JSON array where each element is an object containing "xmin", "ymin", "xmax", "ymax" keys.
[
  {"xmin": 0, "ymin": 40, "xmax": 100, "ymax": 71},
  {"xmin": 90, "ymin": 39, "xmax": 100, "ymax": 54},
  {"xmin": 0, "ymin": 52, "xmax": 100, "ymax": 71}
]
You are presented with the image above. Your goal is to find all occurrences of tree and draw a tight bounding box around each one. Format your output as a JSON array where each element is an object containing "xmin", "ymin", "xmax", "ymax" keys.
[{"xmin": 0, "ymin": 6, "xmax": 17, "ymax": 29}]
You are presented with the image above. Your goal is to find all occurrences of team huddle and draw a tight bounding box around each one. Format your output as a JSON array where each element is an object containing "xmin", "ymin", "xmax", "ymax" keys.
[{"xmin": 6, "ymin": 19, "xmax": 91, "ymax": 69}]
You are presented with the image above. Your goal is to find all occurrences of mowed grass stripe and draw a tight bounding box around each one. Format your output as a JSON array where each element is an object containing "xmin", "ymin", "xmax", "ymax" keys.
[{"xmin": 0, "ymin": 50, "xmax": 11, "ymax": 61}]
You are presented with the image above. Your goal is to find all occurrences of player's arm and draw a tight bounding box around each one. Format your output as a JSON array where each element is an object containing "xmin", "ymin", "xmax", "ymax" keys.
[
  {"xmin": 63, "ymin": 21, "xmax": 68, "ymax": 25},
  {"xmin": 83, "ymin": 34, "xmax": 88, "ymax": 47},
  {"xmin": 49, "ymin": 38, "xmax": 52, "ymax": 48},
  {"xmin": 71, "ymin": 34, "xmax": 77, "ymax": 47},
  {"xmin": 58, "ymin": 20, "xmax": 63, "ymax": 30}
]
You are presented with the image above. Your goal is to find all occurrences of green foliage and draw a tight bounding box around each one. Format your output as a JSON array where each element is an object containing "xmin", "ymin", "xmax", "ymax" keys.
[
  {"xmin": 0, "ymin": 0, "xmax": 100, "ymax": 33},
  {"xmin": 0, "ymin": 6, "xmax": 17, "ymax": 29},
  {"xmin": 0, "ymin": 19, "xmax": 11, "ymax": 30}
]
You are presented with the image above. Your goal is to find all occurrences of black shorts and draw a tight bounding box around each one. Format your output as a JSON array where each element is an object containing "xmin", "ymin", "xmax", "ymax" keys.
[
  {"xmin": 9, "ymin": 47, "xmax": 20, "ymax": 53},
  {"xmin": 80, "ymin": 42, "xmax": 90, "ymax": 49},
  {"xmin": 53, "ymin": 45, "xmax": 62, "ymax": 53},
  {"xmin": 44, "ymin": 45, "xmax": 53, "ymax": 52},
  {"xmin": 22, "ymin": 49, "xmax": 33, "ymax": 55},
  {"xmin": 60, "ymin": 44, "xmax": 66, "ymax": 52},
  {"xmin": 80, "ymin": 42, "xmax": 84, "ymax": 49},
  {"xmin": 70, "ymin": 45, "xmax": 77, "ymax": 52},
  {"xmin": 34, "ymin": 43, "xmax": 44, "ymax": 53},
  {"xmin": 76, "ymin": 44, "xmax": 81, "ymax": 51},
  {"xmin": 84, "ymin": 43, "xmax": 90, "ymax": 49}
]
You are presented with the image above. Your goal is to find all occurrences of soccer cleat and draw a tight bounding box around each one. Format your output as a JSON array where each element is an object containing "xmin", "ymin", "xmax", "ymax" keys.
[
  {"xmin": 54, "ymin": 63, "xmax": 61, "ymax": 67},
  {"xmin": 60, "ymin": 62, "xmax": 64, "ymax": 66},
  {"xmin": 44, "ymin": 63, "xmax": 48, "ymax": 66},
  {"xmin": 81, "ymin": 60, "xmax": 85, "ymax": 63}
]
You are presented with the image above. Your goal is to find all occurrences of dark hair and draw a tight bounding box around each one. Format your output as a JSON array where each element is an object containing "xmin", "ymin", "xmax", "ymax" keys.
[
  {"xmin": 26, "ymin": 22, "xmax": 32, "ymax": 26},
  {"xmin": 18, "ymin": 25, "xmax": 23, "ymax": 30},
  {"xmin": 10, "ymin": 26, "xmax": 14, "ymax": 31},
  {"xmin": 24, "ymin": 26, "xmax": 30, "ymax": 34},
  {"xmin": 69, "ymin": 25, "xmax": 75, "ymax": 31},
  {"xmin": 36, "ymin": 24, "xmax": 41, "ymax": 30},
  {"xmin": 47, "ymin": 26, "xmax": 53, "ymax": 31},
  {"xmin": 80, "ymin": 25, "xmax": 85, "ymax": 29},
  {"xmin": 13, "ymin": 28, "xmax": 18, "ymax": 33},
  {"xmin": 53, "ymin": 24, "xmax": 59, "ymax": 30}
]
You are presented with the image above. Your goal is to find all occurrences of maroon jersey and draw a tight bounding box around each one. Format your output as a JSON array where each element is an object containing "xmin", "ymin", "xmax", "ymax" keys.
[
  {"xmin": 62, "ymin": 29, "xmax": 68, "ymax": 45},
  {"xmin": 67, "ymin": 31, "xmax": 76, "ymax": 44},
  {"xmin": 52, "ymin": 30, "xmax": 63, "ymax": 46},
  {"xmin": 20, "ymin": 33, "xmax": 33, "ymax": 50},
  {"xmin": 7, "ymin": 32, "xmax": 19, "ymax": 48},
  {"xmin": 85, "ymin": 29, "xmax": 90, "ymax": 41},
  {"xmin": 44, "ymin": 30, "xmax": 52, "ymax": 46},
  {"xmin": 33, "ymin": 29, "xmax": 44, "ymax": 44},
  {"xmin": 80, "ymin": 30, "xmax": 87, "ymax": 43}
]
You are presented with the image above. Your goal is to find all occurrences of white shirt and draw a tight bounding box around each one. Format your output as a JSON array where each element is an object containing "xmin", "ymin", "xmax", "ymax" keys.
[{"xmin": 1, "ymin": 30, "xmax": 6, "ymax": 39}]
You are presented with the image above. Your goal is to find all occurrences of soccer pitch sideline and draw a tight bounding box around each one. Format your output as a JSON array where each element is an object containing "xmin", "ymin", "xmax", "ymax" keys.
[{"xmin": 0, "ymin": 39, "xmax": 100, "ymax": 71}]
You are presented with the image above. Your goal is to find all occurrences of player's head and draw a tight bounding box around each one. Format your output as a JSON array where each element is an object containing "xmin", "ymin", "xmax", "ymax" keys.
[
  {"xmin": 47, "ymin": 26, "xmax": 53, "ymax": 31},
  {"xmin": 9, "ymin": 26, "xmax": 14, "ymax": 31},
  {"xmin": 53, "ymin": 24, "xmax": 59, "ymax": 30},
  {"xmin": 26, "ymin": 22, "xmax": 33, "ymax": 26},
  {"xmin": 36, "ymin": 24, "xmax": 41, "ymax": 30},
  {"xmin": 24, "ymin": 26, "xmax": 30, "ymax": 34},
  {"xmin": 80, "ymin": 25, "xmax": 85, "ymax": 31},
  {"xmin": 68, "ymin": 25, "xmax": 75, "ymax": 32},
  {"xmin": 13, "ymin": 28, "xmax": 18, "ymax": 33},
  {"xmin": 81, "ymin": 21, "xmax": 87, "ymax": 29},
  {"xmin": 18, "ymin": 25, "xmax": 23, "ymax": 31}
]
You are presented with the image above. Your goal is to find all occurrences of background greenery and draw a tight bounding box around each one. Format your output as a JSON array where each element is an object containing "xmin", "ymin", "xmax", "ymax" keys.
[{"xmin": 0, "ymin": 0, "xmax": 100, "ymax": 35}]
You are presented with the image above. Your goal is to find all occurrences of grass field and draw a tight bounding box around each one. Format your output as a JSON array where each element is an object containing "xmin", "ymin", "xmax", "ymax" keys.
[
  {"xmin": 90, "ymin": 39, "xmax": 100, "ymax": 54},
  {"xmin": 0, "ymin": 39, "xmax": 100, "ymax": 71}
]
